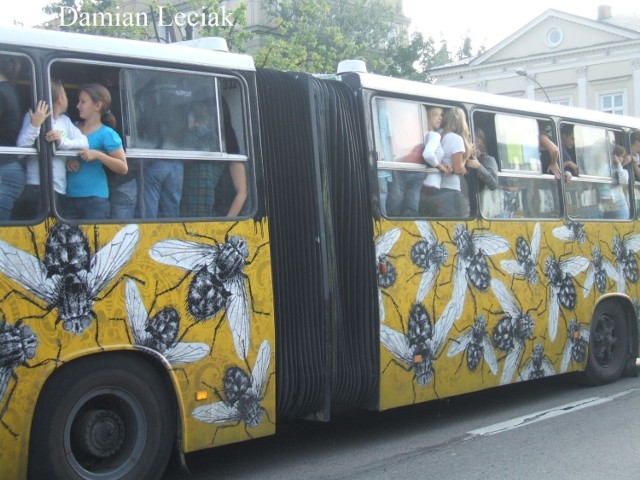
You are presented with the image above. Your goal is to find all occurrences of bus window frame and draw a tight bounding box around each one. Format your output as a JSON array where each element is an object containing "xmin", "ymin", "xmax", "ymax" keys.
[
  {"xmin": 470, "ymin": 108, "xmax": 563, "ymax": 221},
  {"xmin": 370, "ymin": 94, "xmax": 469, "ymax": 220},
  {"xmin": 46, "ymin": 57, "xmax": 256, "ymax": 223},
  {"xmin": 0, "ymin": 51, "xmax": 43, "ymax": 224},
  {"xmin": 562, "ymin": 121, "xmax": 632, "ymax": 222}
]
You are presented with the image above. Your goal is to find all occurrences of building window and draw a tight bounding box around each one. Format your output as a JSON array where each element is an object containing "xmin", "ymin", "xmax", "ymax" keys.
[
  {"xmin": 552, "ymin": 97, "xmax": 572, "ymax": 107},
  {"xmin": 545, "ymin": 27, "xmax": 563, "ymax": 48},
  {"xmin": 600, "ymin": 93, "xmax": 625, "ymax": 115}
]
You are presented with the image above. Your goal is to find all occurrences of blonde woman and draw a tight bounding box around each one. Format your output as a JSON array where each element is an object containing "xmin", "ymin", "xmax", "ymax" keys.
[{"xmin": 419, "ymin": 107, "xmax": 472, "ymax": 217}]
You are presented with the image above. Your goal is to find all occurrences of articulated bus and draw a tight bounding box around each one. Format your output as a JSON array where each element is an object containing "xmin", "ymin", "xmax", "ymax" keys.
[{"xmin": 0, "ymin": 27, "xmax": 638, "ymax": 479}]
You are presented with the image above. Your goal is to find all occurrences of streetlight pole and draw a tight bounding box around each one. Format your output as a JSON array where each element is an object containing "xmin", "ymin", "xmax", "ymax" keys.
[{"xmin": 515, "ymin": 67, "xmax": 551, "ymax": 102}]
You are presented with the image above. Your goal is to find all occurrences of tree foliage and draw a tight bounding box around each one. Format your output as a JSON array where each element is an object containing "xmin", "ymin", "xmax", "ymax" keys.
[{"xmin": 255, "ymin": 0, "xmax": 478, "ymax": 80}]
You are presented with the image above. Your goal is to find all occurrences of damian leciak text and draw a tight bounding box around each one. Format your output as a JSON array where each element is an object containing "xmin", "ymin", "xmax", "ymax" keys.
[{"xmin": 57, "ymin": 6, "xmax": 234, "ymax": 28}]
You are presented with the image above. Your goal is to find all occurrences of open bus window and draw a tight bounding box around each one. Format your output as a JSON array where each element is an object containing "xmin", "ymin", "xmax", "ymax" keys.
[
  {"xmin": 373, "ymin": 97, "xmax": 471, "ymax": 219},
  {"xmin": 1, "ymin": 53, "xmax": 43, "ymax": 223},
  {"xmin": 564, "ymin": 124, "xmax": 630, "ymax": 220},
  {"xmin": 478, "ymin": 113, "xmax": 560, "ymax": 219}
]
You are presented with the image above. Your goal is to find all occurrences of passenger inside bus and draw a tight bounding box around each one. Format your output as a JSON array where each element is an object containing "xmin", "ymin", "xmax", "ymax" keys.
[
  {"xmin": 0, "ymin": 55, "xmax": 25, "ymax": 220},
  {"xmin": 136, "ymin": 78, "xmax": 185, "ymax": 219},
  {"xmin": 180, "ymin": 102, "xmax": 225, "ymax": 217},
  {"xmin": 214, "ymin": 116, "xmax": 247, "ymax": 217},
  {"xmin": 465, "ymin": 127, "xmax": 499, "ymax": 215},
  {"xmin": 560, "ymin": 124, "xmax": 579, "ymax": 177},
  {"xmin": 625, "ymin": 130, "xmax": 640, "ymax": 180},
  {"xmin": 537, "ymin": 120, "xmax": 563, "ymax": 179},
  {"xmin": 419, "ymin": 107, "xmax": 471, "ymax": 217},
  {"xmin": 65, "ymin": 83, "xmax": 128, "ymax": 220},
  {"xmin": 602, "ymin": 144, "xmax": 630, "ymax": 219},
  {"xmin": 387, "ymin": 106, "xmax": 443, "ymax": 217},
  {"xmin": 14, "ymin": 80, "xmax": 88, "ymax": 219}
]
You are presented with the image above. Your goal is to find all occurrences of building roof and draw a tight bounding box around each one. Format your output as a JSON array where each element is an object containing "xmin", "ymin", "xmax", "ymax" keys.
[
  {"xmin": 431, "ymin": 8, "xmax": 640, "ymax": 72},
  {"xmin": 602, "ymin": 14, "xmax": 640, "ymax": 33}
]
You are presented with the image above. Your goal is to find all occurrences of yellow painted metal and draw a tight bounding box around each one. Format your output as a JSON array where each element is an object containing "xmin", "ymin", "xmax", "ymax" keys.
[{"xmin": 0, "ymin": 219, "xmax": 276, "ymax": 478}]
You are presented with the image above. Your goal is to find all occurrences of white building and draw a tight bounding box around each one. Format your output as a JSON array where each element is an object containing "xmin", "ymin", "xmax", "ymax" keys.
[{"xmin": 430, "ymin": 6, "xmax": 640, "ymax": 116}]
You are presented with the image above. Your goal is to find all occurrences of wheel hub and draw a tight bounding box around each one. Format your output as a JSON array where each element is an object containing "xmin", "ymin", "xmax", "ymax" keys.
[
  {"xmin": 73, "ymin": 409, "xmax": 126, "ymax": 458},
  {"xmin": 594, "ymin": 315, "xmax": 618, "ymax": 366}
]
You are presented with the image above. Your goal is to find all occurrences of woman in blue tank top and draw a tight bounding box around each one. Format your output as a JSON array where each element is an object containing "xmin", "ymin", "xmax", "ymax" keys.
[{"xmin": 66, "ymin": 83, "xmax": 128, "ymax": 220}]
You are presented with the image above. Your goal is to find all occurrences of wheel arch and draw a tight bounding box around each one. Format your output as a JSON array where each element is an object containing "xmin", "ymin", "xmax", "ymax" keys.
[{"xmin": 27, "ymin": 349, "xmax": 184, "ymax": 471}]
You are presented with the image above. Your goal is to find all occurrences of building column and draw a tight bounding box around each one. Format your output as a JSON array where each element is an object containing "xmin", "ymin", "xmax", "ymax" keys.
[
  {"xmin": 633, "ymin": 59, "xmax": 640, "ymax": 117},
  {"xmin": 524, "ymin": 76, "xmax": 536, "ymax": 100},
  {"xmin": 577, "ymin": 66, "xmax": 588, "ymax": 108}
]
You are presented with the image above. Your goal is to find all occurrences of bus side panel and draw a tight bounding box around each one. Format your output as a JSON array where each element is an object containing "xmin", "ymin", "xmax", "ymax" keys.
[
  {"xmin": 378, "ymin": 218, "xmax": 639, "ymax": 411},
  {"xmin": 0, "ymin": 220, "xmax": 276, "ymax": 477}
]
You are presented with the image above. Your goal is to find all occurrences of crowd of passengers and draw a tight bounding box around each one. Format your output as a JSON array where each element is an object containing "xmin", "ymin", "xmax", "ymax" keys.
[
  {"xmin": 379, "ymin": 105, "xmax": 640, "ymax": 219},
  {"xmin": 0, "ymin": 56, "xmax": 246, "ymax": 222}
]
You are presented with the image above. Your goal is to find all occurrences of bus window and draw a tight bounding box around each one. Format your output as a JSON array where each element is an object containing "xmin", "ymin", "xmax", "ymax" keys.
[
  {"xmin": 564, "ymin": 124, "xmax": 630, "ymax": 220},
  {"xmin": 373, "ymin": 98, "xmax": 470, "ymax": 219},
  {"xmin": 478, "ymin": 113, "xmax": 560, "ymax": 219},
  {"xmin": 630, "ymin": 130, "xmax": 640, "ymax": 217},
  {"xmin": 1, "ymin": 53, "xmax": 42, "ymax": 222},
  {"xmin": 373, "ymin": 97, "xmax": 428, "ymax": 218},
  {"xmin": 123, "ymin": 68, "xmax": 249, "ymax": 219}
]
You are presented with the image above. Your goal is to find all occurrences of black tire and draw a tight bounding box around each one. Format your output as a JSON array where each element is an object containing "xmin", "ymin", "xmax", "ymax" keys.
[
  {"xmin": 584, "ymin": 301, "xmax": 629, "ymax": 386},
  {"xmin": 28, "ymin": 353, "xmax": 175, "ymax": 480}
]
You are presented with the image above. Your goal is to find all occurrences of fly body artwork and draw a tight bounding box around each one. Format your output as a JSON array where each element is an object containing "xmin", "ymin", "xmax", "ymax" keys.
[
  {"xmin": 376, "ymin": 227, "xmax": 401, "ymax": 324},
  {"xmin": 0, "ymin": 223, "xmax": 140, "ymax": 335},
  {"xmin": 125, "ymin": 279, "xmax": 210, "ymax": 364},
  {"xmin": 191, "ymin": 340, "xmax": 272, "ymax": 443},
  {"xmin": 150, "ymin": 225, "xmax": 267, "ymax": 360},
  {"xmin": 409, "ymin": 221, "xmax": 448, "ymax": 303}
]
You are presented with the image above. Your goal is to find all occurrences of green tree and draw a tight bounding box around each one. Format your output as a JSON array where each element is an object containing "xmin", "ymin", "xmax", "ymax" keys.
[
  {"xmin": 255, "ymin": 0, "xmax": 403, "ymax": 74},
  {"xmin": 255, "ymin": 0, "xmax": 478, "ymax": 80}
]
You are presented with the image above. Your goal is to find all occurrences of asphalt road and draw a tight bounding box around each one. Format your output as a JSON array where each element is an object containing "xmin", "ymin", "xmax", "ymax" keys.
[{"xmin": 163, "ymin": 371, "xmax": 640, "ymax": 480}]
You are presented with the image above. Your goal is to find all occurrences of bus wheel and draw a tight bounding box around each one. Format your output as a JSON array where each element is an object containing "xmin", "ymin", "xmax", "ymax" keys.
[
  {"xmin": 584, "ymin": 302, "xmax": 628, "ymax": 386},
  {"xmin": 29, "ymin": 354, "xmax": 174, "ymax": 480}
]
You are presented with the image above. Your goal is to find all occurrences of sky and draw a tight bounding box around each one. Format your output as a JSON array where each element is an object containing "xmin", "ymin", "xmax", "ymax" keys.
[{"xmin": 1, "ymin": 1, "xmax": 638, "ymax": 52}]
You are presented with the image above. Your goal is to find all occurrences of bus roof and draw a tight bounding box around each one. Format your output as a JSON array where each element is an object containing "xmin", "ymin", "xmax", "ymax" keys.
[
  {"xmin": 348, "ymin": 72, "xmax": 640, "ymax": 130},
  {"xmin": 0, "ymin": 26, "xmax": 255, "ymax": 72}
]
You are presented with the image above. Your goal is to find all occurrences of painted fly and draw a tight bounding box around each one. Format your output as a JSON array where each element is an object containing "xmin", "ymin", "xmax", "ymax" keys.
[
  {"xmin": 125, "ymin": 279, "xmax": 209, "ymax": 364},
  {"xmin": 0, "ymin": 223, "xmax": 139, "ymax": 334},
  {"xmin": 552, "ymin": 220, "xmax": 587, "ymax": 245},
  {"xmin": 0, "ymin": 315, "xmax": 37, "ymax": 436},
  {"xmin": 191, "ymin": 339, "xmax": 271, "ymax": 442},
  {"xmin": 375, "ymin": 227, "xmax": 401, "ymax": 323},
  {"xmin": 150, "ymin": 232, "xmax": 255, "ymax": 359},
  {"xmin": 519, "ymin": 343, "xmax": 555, "ymax": 381},
  {"xmin": 451, "ymin": 224, "xmax": 509, "ymax": 319},
  {"xmin": 491, "ymin": 278, "xmax": 536, "ymax": 385},
  {"xmin": 583, "ymin": 246, "xmax": 616, "ymax": 297},
  {"xmin": 611, "ymin": 233, "xmax": 640, "ymax": 293},
  {"xmin": 560, "ymin": 318, "xmax": 590, "ymax": 373},
  {"xmin": 381, "ymin": 300, "xmax": 456, "ymax": 392},
  {"xmin": 501, "ymin": 222, "xmax": 541, "ymax": 285},
  {"xmin": 447, "ymin": 314, "xmax": 498, "ymax": 375},
  {"xmin": 544, "ymin": 254, "xmax": 589, "ymax": 341},
  {"xmin": 410, "ymin": 221, "xmax": 448, "ymax": 303}
]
